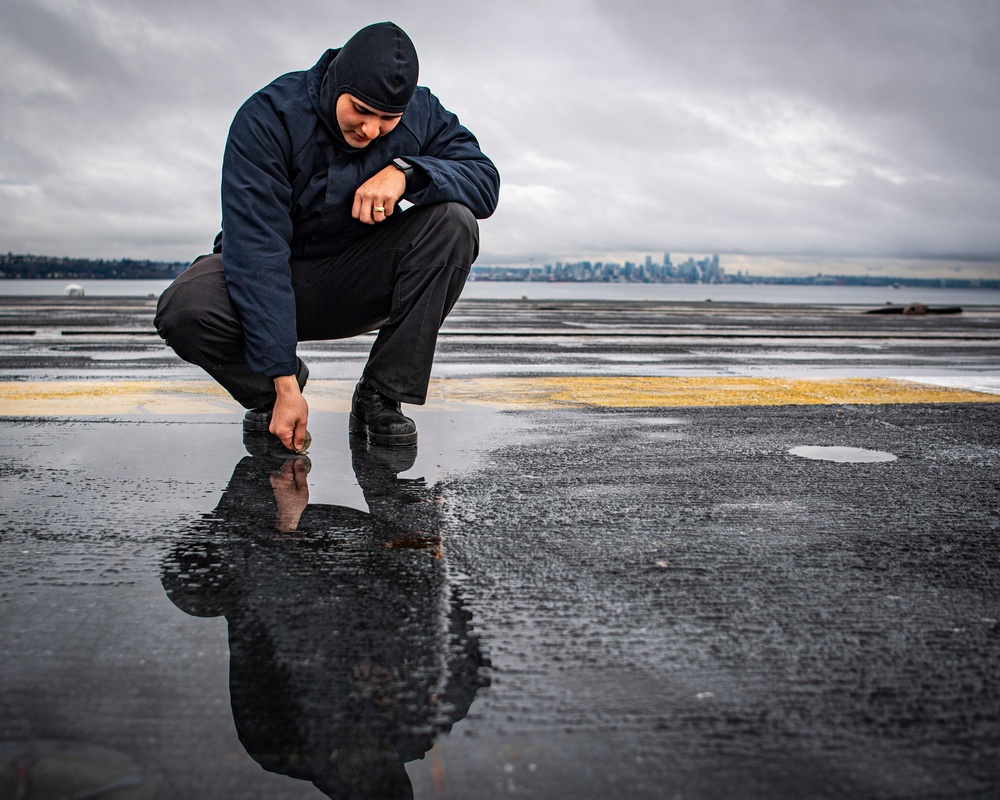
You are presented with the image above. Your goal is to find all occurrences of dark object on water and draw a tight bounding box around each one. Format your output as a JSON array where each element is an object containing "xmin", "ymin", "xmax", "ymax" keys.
[{"xmin": 866, "ymin": 303, "xmax": 963, "ymax": 315}]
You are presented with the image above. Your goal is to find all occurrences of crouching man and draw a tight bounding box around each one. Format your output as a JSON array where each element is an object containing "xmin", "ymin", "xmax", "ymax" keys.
[{"xmin": 155, "ymin": 21, "xmax": 499, "ymax": 452}]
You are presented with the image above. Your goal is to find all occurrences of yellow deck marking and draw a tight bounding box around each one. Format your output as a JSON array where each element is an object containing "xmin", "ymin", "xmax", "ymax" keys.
[
  {"xmin": 431, "ymin": 376, "xmax": 1000, "ymax": 408},
  {"xmin": 0, "ymin": 377, "xmax": 997, "ymax": 417},
  {"xmin": 0, "ymin": 381, "xmax": 242, "ymax": 416}
]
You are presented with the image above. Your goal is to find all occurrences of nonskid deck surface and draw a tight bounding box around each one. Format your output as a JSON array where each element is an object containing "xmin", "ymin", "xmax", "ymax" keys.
[{"xmin": 1, "ymin": 297, "xmax": 998, "ymax": 799}]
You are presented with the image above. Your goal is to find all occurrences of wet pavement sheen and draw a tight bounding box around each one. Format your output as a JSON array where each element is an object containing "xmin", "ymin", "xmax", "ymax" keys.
[
  {"xmin": 2, "ymin": 297, "xmax": 1000, "ymax": 799},
  {"xmin": 2, "ymin": 404, "xmax": 998, "ymax": 799}
]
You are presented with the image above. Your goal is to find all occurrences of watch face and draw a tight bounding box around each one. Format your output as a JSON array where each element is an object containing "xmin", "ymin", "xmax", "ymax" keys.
[{"xmin": 393, "ymin": 157, "xmax": 412, "ymax": 171}]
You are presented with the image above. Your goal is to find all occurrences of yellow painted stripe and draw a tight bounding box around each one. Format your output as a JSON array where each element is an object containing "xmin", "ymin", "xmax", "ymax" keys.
[
  {"xmin": 0, "ymin": 381, "xmax": 244, "ymax": 416},
  {"xmin": 431, "ymin": 376, "xmax": 1000, "ymax": 408},
  {"xmin": 0, "ymin": 377, "xmax": 997, "ymax": 417}
]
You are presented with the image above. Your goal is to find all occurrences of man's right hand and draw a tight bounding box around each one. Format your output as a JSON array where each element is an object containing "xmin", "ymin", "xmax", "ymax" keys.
[{"xmin": 270, "ymin": 374, "xmax": 309, "ymax": 452}]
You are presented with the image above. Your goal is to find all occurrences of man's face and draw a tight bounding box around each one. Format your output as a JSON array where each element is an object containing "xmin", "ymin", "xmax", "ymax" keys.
[{"xmin": 335, "ymin": 93, "xmax": 403, "ymax": 148}]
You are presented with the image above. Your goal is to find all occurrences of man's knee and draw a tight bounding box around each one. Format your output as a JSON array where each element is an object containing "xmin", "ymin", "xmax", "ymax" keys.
[
  {"xmin": 154, "ymin": 255, "xmax": 234, "ymax": 353},
  {"xmin": 433, "ymin": 200, "xmax": 477, "ymax": 229},
  {"xmin": 155, "ymin": 282, "xmax": 187, "ymax": 340},
  {"xmin": 437, "ymin": 201, "xmax": 478, "ymax": 239},
  {"xmin": 418, "ymin": 202, "xmax": 480, "ymax": 263}
]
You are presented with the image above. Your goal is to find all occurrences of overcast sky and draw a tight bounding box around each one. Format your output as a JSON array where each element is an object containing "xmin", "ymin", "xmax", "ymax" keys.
[{"xmin": 2, "ymin": 0, "xmax": 999, "ymax": 276}]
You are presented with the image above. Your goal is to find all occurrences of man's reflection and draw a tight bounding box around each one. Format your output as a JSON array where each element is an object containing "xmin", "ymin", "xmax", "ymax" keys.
[{"xmin": 161, "ymin": 437, "xmax": 488, "ymax": 799}]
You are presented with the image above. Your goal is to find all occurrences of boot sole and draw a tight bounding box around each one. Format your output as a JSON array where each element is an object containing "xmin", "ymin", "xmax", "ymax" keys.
[{"xmin": 349, "ymin": 413, "xmax": 418, "ymax": 446}]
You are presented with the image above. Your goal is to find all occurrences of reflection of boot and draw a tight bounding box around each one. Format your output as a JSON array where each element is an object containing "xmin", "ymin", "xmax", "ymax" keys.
[
  {"xmin": 350, "ymin": 437, "xmax": 441, "ymax": 553},
  {"xmin": 349, "ymin": 378, "xmax": 418, "ymax": 446},
  {"xmin": 350, "ymin": 435, "xmax": 417, "ymax": 481},
  {"xmin": 349, "ymin": 436, "xmax": 421, "ymax": 507}
]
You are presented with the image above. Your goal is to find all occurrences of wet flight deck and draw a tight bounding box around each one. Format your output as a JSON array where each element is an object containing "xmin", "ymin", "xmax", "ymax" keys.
[{"xmin": 1, "ymin": 296, "xmax": 999, "ymax": 799}]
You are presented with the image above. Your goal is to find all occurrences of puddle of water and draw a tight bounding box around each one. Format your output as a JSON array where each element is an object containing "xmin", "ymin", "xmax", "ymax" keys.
[{"xmin": 788, "ymin": 445, "xmax": 898, "ymax": 463}]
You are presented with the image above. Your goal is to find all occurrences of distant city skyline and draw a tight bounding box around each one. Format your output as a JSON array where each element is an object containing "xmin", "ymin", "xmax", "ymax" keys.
[{"xmin": 474, "ymin": 252, "xmax": 1000, "ymax": 281}]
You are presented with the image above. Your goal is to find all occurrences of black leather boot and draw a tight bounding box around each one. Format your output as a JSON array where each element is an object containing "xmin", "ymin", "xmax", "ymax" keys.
[
  {"xmin": 349, "ymin": 379, "xmax": 418, "ymax": 446},
  {"xmin": 243, "ymin": 406, "xmax": 273, "ymax": 432}
]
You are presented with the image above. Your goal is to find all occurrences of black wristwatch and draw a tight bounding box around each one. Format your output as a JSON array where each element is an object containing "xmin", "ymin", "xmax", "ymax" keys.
[{"xmin": 392, "ymin": 157, "xmax": 413, "ymax": 185}]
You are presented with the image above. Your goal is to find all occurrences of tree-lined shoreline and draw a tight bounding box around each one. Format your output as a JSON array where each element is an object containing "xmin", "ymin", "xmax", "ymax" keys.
[{"xmin": 1, "ymin": 253, "xmax": 187, "ymax": 280}]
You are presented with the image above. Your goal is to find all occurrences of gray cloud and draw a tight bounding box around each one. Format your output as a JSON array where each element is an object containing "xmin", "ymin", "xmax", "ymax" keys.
[{"xmin": 1, "ymin": 0, "xmax": 998, "ymax": 275}]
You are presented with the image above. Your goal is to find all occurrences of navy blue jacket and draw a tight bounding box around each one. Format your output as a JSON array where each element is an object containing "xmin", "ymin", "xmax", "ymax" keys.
[{"xmin": 217, "ymin": 49, "xmax": 500, "ymax": 378}]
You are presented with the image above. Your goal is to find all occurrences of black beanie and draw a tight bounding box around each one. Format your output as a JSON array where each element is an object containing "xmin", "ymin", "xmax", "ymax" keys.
[{"xmin": 329, "ymin": 22, "xmax": 419, "ymax": 114}]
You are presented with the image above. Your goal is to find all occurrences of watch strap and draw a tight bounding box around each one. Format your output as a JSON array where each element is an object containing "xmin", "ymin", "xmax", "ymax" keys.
[{"xmin": 392, "ymin": 157, "xmax": 414, "ymax": 185}]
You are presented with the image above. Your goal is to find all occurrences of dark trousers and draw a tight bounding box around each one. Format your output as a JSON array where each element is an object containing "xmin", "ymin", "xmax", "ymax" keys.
[{"xmin": 154, "ymin": 202, "xmax": 478, "ymax": 409}]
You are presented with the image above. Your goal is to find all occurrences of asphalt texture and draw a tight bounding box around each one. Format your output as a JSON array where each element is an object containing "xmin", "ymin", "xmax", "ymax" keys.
[{"xmin": 1, "ymin": 295, "xmax": 999, "ymax": 799}]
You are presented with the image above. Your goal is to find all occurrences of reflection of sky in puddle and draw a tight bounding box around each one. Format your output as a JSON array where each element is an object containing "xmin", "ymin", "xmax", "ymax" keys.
[
  {"xmin": 88, "ymin": 351, "xmax": 178, "ymax": 360},
  {"xmin": 594, "ymin": 354, "xmax": 666, "ymax": 362},
  {"xmin": 688, "ymin": 349, "xmax": 982, "ymax": 362},
  {"xmin": 428, "ymin": 363, "xmax": 709, "ymax": 376},
  {"xmin": 722, "ymin": 350, "xmax": 891, "ymax": 361},
  {"xmin": 562, "ymin": 321, "xmax": 717, "ymax": 330},
  {"xmin": 789, "ymin": 446, "xmax": 897, "ymax": 463},
  {"xmin": 293, "ymin": 349, "xmax": 368, "ymax": 359}
]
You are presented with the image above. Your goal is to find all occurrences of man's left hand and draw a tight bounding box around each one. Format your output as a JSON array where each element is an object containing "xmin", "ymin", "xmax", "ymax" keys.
[{"xmin": 353, "ymin": 166, "xmax": 407, "ymax": 224}]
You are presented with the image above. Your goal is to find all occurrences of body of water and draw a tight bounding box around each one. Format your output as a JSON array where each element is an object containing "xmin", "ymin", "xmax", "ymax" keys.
[
  {"xmin": 2, "ymin": 278, "xmax": 999, "ymax": 307},
  {"xmin": 0, "ymin": 279, "xmax": 172, "ymax": 298}
]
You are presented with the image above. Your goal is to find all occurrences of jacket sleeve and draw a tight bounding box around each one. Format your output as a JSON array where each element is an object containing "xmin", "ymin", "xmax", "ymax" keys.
[
  {"xmin": 404, "ymin": 92, "xmax": 500, "ymax": 220},
  {"xmin": 220, "ymin": 95, "xmax": 300, "ymax": 378}
]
